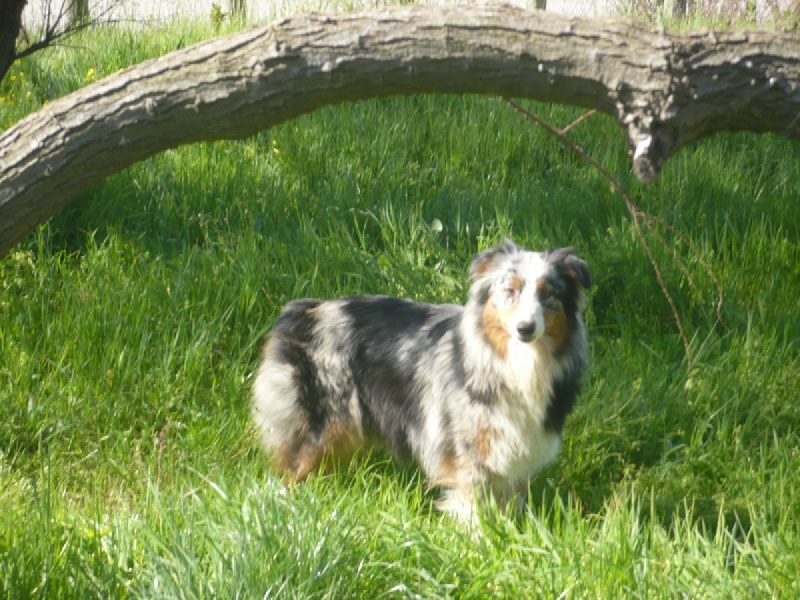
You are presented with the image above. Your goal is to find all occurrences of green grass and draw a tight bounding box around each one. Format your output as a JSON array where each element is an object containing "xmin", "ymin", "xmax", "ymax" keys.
[{"xmin": 2, "ymin": 12, "xmax": 800, "ymax": 599}]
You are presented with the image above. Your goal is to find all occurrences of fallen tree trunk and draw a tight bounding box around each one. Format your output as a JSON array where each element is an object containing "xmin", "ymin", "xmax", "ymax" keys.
[{"xmin": 1, "ymin": 4, "xmax": 799, "ymax": 256}]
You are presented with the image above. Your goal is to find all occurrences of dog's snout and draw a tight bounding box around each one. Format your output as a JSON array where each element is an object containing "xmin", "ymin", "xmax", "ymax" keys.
[{"xmin": 516, "ymin": 321, "xmax": 538, "ymax": 341}]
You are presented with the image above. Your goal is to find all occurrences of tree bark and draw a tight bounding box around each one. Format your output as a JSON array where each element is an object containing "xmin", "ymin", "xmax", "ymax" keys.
[
  {"xmin": 0, "ymin": 0, "xmax": 27, "ymax": 84},
  {"xmin": 68, "ymin": 0, "xmax": 91, "ymax": 27},
  {"xmin": 228, "ymin": 0, "xmax": 246, "ymax": 20},
  {"xmin": 1, "ymin": 4, "xmax": 799, "ymax": 256}
]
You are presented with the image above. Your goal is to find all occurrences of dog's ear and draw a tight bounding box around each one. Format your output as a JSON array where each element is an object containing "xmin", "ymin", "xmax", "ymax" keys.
[
  {"xmin": 547, "ymin": 248, "xmax": 591, "ymax": 289},
  {"xmin": 567, "ymin": 255, "xmax": 591, "ymax": 289},
  {"xmin": 469, "ymin": 239, "xmax": 519, "ymax": 280}
]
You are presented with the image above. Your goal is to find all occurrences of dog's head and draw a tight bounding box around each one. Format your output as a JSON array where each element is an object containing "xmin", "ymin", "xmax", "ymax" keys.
[{"xmin": 468, "ymin": 239, "xmax": 590, "ymax": 357}]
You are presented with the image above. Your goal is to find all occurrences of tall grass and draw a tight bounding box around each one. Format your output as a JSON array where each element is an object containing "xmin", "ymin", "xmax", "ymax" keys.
[{"xmin": 2, "ymin": 11, "xmax": 799, "ymax": 598}]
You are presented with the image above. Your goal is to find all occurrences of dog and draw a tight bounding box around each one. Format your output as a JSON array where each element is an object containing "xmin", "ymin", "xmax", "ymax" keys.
[{"xmin": 252, "ymin": 239, "xmax": 590, "ymax": 522}]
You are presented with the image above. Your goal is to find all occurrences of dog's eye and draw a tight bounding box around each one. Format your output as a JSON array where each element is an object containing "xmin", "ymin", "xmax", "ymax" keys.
[
  {"xmin": 542, "ymin": 293, "xmax": 562, "ymax": 311},
  {"xmin": 501, "ymin": 287, "xmax": 519, "ymax": 305}
]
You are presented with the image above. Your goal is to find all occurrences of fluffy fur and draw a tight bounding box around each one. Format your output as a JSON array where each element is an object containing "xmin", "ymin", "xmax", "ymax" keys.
[{"xmin": 252, "ymin": 239, "xmax": 590, "ymax": 522}]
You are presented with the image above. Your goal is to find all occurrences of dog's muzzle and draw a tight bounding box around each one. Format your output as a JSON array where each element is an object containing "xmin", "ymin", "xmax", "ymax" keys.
[{"xmin": 516, "ymin": 321, "xmax": 538, "ymax": 343}]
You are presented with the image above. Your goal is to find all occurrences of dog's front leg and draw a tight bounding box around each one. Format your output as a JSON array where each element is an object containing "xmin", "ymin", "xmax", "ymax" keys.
[{"xmin": 433, "ymin": 463, "xmax": 496, "ymax": 525}]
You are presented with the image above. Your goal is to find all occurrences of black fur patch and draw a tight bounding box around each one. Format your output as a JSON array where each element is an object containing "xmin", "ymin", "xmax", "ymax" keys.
[
  {"xmin": 545, "ymin": 371, "xmax": 582, "ymax": 434},
  {"xmin": 340, "ymin": 297, "xmax": 439, "ymax": 457},
  {"xmin": 272, "ymin": 299, "xmax": 321, "ymax": 344}
]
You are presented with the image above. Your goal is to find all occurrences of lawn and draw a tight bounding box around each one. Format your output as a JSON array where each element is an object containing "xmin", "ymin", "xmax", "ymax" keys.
[{"xmin": 1, "ymin": 6, "xmax": 799, "ymax": 598}]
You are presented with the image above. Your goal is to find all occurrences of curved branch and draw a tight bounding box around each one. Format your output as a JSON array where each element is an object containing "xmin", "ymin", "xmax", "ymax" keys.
[{"xmin": 2, "ymin": 4, "xmax": 799, "ymax": 256}]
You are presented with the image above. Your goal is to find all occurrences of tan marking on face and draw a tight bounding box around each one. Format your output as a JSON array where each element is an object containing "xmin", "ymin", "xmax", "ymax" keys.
[
  {"xmin": 482, "ymin": 295, "xmax": 511, "ymax": 358},
  {"xmin": 535, "ymin": 276, "xmax": 549, "ymax": 295},
  {"xmin": 535, "ymin": 276, "xmax": 569, "ymax": 352},
  {"xmin": 545, "ymin": 305, "xmax": 569, "ymax": 353},
  {"xmin": 482, "ymin": 274, "xmax": 525, "ymax": 356}
]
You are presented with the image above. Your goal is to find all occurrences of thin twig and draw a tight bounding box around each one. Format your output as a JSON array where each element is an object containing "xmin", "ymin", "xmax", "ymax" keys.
[
  {"xmin": 560, "ymin": 109, "xmax": 597, "ymax": 135},
  {"xmin": 638, "ymin": 211, "xmax": 727, "ymax": 330},
  {"xmin": 15, "ymin": 1, "xmax": 128, "ymax": 61}
]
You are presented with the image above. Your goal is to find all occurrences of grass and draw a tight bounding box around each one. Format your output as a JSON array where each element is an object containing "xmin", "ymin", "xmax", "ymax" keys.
[{"xmin": 2, "ymin": 8, "xmax": 800, "ymax": 598}]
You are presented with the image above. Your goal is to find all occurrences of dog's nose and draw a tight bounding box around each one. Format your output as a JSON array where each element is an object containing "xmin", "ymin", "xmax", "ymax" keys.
[{"xmin": 516, "ymin": 321, "xmax": 538, "ymax": 342}]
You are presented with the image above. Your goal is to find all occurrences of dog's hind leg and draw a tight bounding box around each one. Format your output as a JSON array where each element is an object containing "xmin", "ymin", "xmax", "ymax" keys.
[
  {"xmin": 270, "ymin": 420, "xmax": 365, "ymax": 482},
  {"xmin": 270, "ymin": 426, "xmax": 322, "ymax": 482},
  {"xmin": 252, "ymin": 350, "xmax": 317, "ymax": 481},
  {"xmin": 253, "ymin": 325, "xmax": 365, "ymax": 481}
]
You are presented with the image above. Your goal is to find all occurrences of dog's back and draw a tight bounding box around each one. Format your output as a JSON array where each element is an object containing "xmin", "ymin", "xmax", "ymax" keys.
[{"xmin": 252, "ymin": 295, "xmax": 462, "ymax": 480}]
